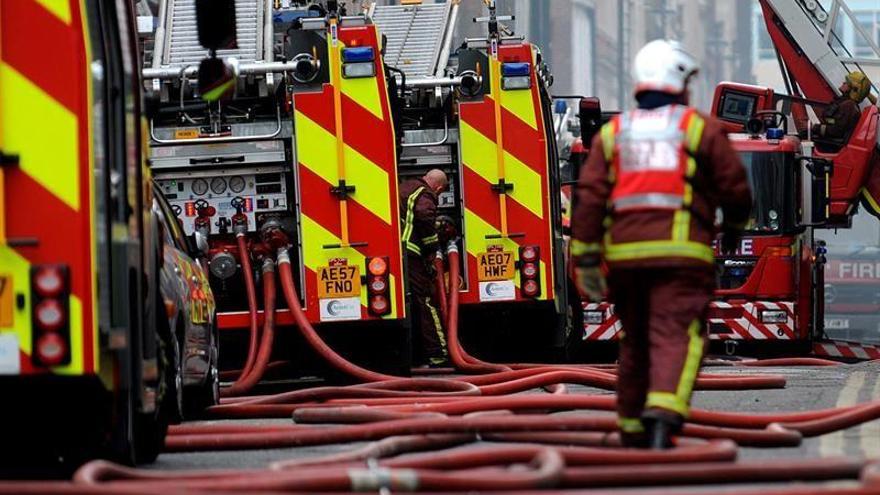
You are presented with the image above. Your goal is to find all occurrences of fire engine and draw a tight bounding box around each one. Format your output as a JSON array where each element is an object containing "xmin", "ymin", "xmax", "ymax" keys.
[
  {"xmin": 0, "ymin": 0, "xmax": 195, "ymax": 466},
  {"xmin": 574, "ymin": 0, "xmax": 880, "ymax": 359},
  {"xmin": 369, "ymin": 0, "xmax": 578, "ymax": 360},
  {"xmin": 143, "ymin": 0, "xmax": 410, "ymax": 376}
]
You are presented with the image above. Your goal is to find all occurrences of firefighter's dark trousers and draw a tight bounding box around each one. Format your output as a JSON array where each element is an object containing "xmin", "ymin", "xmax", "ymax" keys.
[
  {"xmin": 406, "ymin": 253, "xmax": 448, "ymax": 365},
  {"xmin": 607, "ymin": 267, "xmax": 714, "ymax": 432}
]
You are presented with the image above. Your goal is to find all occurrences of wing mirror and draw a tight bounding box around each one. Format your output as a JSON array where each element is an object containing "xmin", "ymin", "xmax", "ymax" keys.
[{"xmin": 800, "ymin": 156, "xmax": 833, "ymax": 227}]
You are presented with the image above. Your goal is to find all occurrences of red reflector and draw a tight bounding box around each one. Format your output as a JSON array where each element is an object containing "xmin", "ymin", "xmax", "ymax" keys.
[
  {"xmin": 35, "ymin": 332, "xmax": 68, "ymax": 367},
  {"xmin": 368, "ymin": 257, "xmax": 388, "ymax": 276},
  {"xmin": 369, "ymin": 295, "xmax": 389, "ymax": 314},
  {"xmin": 34, "ymin": 266, "xmax": 64, "ymax": 297},
  {"xmin": 522, "ymin": 279, "xmax": 539, "ymax": 297},
  {"xmin": 521, "ymin": 262, "xmax": 538, "ymax": 278},
  {"xmin": 369, "ymin": 276, "xmax": 387, "ymax": 293},
  {"xmin": 521, "ymin": 246, "xmax": 538, "ymax": 262},
  {"xmin": 34, "ymin": 299, "xmax": 65, "ymax": 331}
]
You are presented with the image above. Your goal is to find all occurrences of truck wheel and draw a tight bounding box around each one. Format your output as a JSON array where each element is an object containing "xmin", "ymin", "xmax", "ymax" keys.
[{"xmin": 185, "ymin": 323, "xmax": 220, "ymax": 417}]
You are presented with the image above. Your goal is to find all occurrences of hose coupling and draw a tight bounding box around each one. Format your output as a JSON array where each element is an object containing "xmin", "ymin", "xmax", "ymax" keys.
[
  {"xmin": 262, "ymin": 257, "xmax": 275, "ymax": 273},
  {"xmin": 277, "ymin": 248, "xmax": 291, "ymax": 265},
  {"xmin": 445, "ymin": 241, "xmax": 459, "ymax": 255}
]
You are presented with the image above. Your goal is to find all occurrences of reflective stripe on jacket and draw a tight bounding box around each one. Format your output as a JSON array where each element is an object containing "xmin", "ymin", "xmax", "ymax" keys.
[
  {"xmin": 399, "ymin": 178, "xmax": 440, "ymax": 257},
  {"xmin": 571, "ymin": 105, "xmax": 752, "ymax": 269}
]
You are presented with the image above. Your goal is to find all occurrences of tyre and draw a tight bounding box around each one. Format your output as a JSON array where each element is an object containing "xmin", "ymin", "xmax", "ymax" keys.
[{"xmin": 184, "ymin": 322, "xmax": 220, "ymax": 417}]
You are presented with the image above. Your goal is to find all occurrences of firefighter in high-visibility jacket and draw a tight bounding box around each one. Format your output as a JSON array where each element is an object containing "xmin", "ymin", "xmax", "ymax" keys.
[
  {"xmin": 400, "ymin": 169, "xmax": 450, "ymax": 367},
  {"xmin": 570, "ymin": 40, "xmax": 752, "ymax": 449}
]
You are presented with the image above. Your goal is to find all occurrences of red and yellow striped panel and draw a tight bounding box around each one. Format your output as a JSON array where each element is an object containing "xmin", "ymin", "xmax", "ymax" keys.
[
  {"xmin": 458, "ymin": 43, "xmax": 554, "ymax": 304},
  {"xmin": 0, "ymin": 0, "xmax": 97, "ymax": 375},
  {"xmin": 292, "ymin": 24, "xmax": 404, "ymax": 322}
]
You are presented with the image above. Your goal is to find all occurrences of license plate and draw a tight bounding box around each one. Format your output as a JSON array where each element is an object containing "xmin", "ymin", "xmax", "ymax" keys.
[
  {"xmin": 0, "ymin": 275, "xmax": 12, "ymax": 327},
  {"xmin": 477, "ymin": 251, "xmax": 515, "ymax": 281},
  {"xmin": 825, "ymin": 318, "xmax": 850, "ymax": 329},
  {"xmin": 317, "ymin": 264, "xmax": 361, "ymax": 299}
]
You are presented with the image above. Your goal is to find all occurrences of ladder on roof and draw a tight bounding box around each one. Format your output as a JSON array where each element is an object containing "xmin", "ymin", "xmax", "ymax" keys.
[
  {"xmin": 369, "ymin": 1, "xmax": 458, "ymax": 80},
  {"xmin": 762, "ymin": 0, "xmax": 879, "ymax": 102},
  {"xmin": 152, "ymin": 0, "xmax": 271, "ymax": 71}
]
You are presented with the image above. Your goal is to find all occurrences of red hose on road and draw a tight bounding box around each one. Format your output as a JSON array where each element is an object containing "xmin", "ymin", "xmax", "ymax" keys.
[
  {"xmin": 277, "ymin": 249, "xmax": 397, "ymax": 382},
  {"xmin": 221, "ymin": 258, "xmax": 276, "ymax": 397}
]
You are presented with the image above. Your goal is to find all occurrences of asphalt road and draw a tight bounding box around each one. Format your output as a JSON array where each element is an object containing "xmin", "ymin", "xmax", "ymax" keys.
[{"xmin": 153, "ymin": 359, "xmax": 880, "ymax": 481}]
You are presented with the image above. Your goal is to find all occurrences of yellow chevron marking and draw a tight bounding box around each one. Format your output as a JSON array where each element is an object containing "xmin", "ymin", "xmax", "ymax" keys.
[
  {"xmin": 0, "ymin": 246, "xmax": 31, "ymax": 345},
  {"xmin": 0, "ymin": 63, "xmax": 79, "ymax": 211},
  {"xmin": 460, "ymin": 121, "xmax": 544, "ymax": 219},
  {"xmin": 34, "ymin": 0, "xmax": 72, "ymax": 24},
  {"xmin": 294, "ymin": 111, "xmax": 392, "ymax": 224},
  {"xmin": 463, "ymin": 209, "xmax": 548, "ymax": 300},
  {"xmin": 301, "ymin": 215, "xmax": 399, "ymax": 318},
  {"xmin": 294, "ymin": 111, "xmax": 391, "ymax": 224},
  {"xmin": 498, "ymin": 70, "xmax": 538, "ymax": 130},
  {"xmin": 339, "ymin": 63, "xmax": 384, "ymax": 120}
]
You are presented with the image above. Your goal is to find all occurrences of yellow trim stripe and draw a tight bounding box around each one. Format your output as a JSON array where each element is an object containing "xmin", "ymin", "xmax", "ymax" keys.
[
  {"xmin": 618, "ymin": 417, "xmax": 645, "ymax": 434},
  {"xmin": 0, "ymin": 63, "xmax": 79, "ymax": 211},
  {"xmin": 301, "ymin": 215, "xmax": 398, "ymax": 319},
  {"xmin": 676, "ymin": 319, "xmax": 704, "ymax": 407},
  {"xmin": 294, "ymin": 111, "xmax": 392, "ymax": 224},
  {"xmin": 425, "ymin": 299, "xmax": 447, "ymax": 354},
  {"xmin": 460, "ymin": 121, "xmax": 544, "ymax": 219},
  {"xmin": 646, "ymin": 391, "xmax": 689, "ymax": 417},
  {"xmin": 34, "ymin": 0, "xmax": 71, "ymax": 24},
  {"xmin": 401, "ymin": 186, "xmax": 425, "ymax": 255},
  {"xmin": 601, "ymin": 121, "xmax": 615, "ymax": 163},
  {"xmin": 605, "ymin": 240, "xmax": 714, "ymax": 264},
  {"xmin": 569, "ymin": 239, "xmax": 601, "ymax": 256},
  {"xmin": 496, "ymin": 53, "xmax": 538, "ymax": 130},
  {"xmin": 339, "ymin": 64, "xmax": 383, "ymax": 120}
]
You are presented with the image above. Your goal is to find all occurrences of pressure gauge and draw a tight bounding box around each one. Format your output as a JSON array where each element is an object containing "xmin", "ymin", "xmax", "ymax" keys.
[
  {"xmin": 191, "ymin": 178, "xmax": 208, "ymax": 196},
  {"xmin": 211, "ymin": 177, "xmax": 227, "ymax": 195},
  {"xmin": 229, "ymin": 175, "xmax": 246, "ymax": 193}
]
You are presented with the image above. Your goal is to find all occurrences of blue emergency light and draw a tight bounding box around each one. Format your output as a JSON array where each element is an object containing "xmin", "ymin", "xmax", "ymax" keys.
[
  {"xmin": 554, "ymin": 99, "xmax": 568, "ymax": 114},
  {"xmin": 501, "ymin": 62, "xmax": 531, "ymax": 77},
  {"xmin": 766, "ymin": 128, "xmax": 785, "ymax": 140},
  {"xmin": 342, "ymin": 47, "xmax": 375, "ymax": 63}
]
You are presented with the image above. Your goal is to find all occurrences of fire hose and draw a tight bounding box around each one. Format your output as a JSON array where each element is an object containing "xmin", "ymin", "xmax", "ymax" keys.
[
  {"xmin": 221, "ymin": 234, "xmax": 261, "ymax": 394},
  {"xmin": 220, "ymin": 257, "xmax": 276, "ymax": 397}
]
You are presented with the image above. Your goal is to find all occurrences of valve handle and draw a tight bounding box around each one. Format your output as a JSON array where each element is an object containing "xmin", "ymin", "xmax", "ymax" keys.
[{"xmin": 230, "ymin": 196, "xmax": 245, "ymax": 214}]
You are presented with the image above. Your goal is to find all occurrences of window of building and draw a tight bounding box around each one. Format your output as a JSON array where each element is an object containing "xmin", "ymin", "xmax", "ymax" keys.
[{"xmin": 854, "ymin": 11, "xmax": 879, "ymax": 58}]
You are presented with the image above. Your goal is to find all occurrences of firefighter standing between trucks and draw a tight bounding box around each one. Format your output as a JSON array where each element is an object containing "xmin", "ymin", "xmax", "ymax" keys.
[
  {"xmin": 400, "ymin": 169, "xmax": 450, "ymax": 367},
  {"xmin": 811, "ymin": 71, "xmax": 875, "ymax": 141},
  {"xmin": 570, "ymin": 40, "xmax": 752, "ymax": 449}
]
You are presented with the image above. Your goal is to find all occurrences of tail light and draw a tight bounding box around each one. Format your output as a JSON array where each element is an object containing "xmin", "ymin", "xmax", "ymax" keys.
[
  {"xmin": 30, "ymin": 264, "xmax": 71, "ymax": 367},
  {"xmin": 519, "ymin": 245, "xmax": 541, "ymax": 298},
  {"xmin": 367, "ymin": 256, "xmax": 391, "ymax": 316}
]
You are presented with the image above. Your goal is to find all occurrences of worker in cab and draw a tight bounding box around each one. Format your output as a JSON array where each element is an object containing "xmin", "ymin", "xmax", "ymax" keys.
[
  {"xmin": 399, "ymin": 169, "xmax": 450, "ymax": 368},
  {"xmin": 812, "ymin": 71, "xmax": 875, "ymax": 141},
  {"xmin": 569, "ymin": 40, "xmax": 752, "ymax": 449}
]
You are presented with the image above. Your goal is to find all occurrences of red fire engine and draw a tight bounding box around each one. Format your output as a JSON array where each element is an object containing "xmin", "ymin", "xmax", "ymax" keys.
[
  {"xmin": 0, "ymin": 0, "xmax": 185, "ymax": 465},
  {"xmin": 144, "ymin": 0, "xmax": 411, "ymax": 376},
  {"xmin": 573, "ymin": 0, "xmax": 880, "ymax": 358}
]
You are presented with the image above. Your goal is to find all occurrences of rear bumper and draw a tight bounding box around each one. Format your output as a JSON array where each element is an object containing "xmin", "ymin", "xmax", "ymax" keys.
[{"xmin": 580, "ymin": 300, "xmax": 803, "ymax": 341}]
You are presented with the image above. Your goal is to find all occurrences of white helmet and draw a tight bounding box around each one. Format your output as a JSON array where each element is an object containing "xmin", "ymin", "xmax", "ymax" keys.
[{"xmin": 632, "ymin": 39, "xmax": 699, "ymax": 95}]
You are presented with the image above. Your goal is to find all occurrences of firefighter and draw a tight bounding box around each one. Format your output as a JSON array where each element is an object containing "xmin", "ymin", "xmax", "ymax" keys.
[
  {"xmin": 400, "ymin": 169, "xmax": 450, "ymax": 367},
  {"xmin": 570, "ymin": 40, "xmax": 752, "ymax": 449},
  {"xmin": 811, "ymin": 71, "xmax": 875, "ymax": 140}
]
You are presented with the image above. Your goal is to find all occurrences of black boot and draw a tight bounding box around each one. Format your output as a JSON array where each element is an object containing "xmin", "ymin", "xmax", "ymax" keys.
[{"xmin": 642, "ymin": 410, "xmax": 682, "ymax": 450}]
